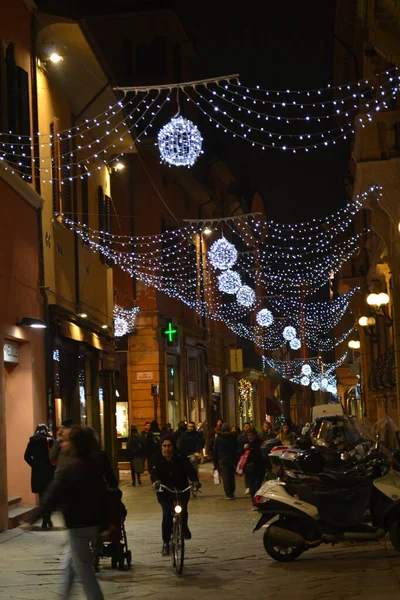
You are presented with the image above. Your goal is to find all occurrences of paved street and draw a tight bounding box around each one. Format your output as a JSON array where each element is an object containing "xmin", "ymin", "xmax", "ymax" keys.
[{"xmin": 1, "ymin": 465, "xmax": 400, "ymax": 599}]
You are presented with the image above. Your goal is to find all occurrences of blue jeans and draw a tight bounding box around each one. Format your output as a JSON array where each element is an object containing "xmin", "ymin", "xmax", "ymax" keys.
[
  {"xmin": 62, "ymin": 526, "xmax": 104, "ymax": 599},
  {"xmin": 158, "ymin": 493, "xmax": 189, "ymax": 543}
]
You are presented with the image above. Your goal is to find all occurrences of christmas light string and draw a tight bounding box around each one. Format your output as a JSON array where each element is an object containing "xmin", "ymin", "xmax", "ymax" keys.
[{"xmin": 113, "ymin": 305, "xmax": 140, "ymax": 337}]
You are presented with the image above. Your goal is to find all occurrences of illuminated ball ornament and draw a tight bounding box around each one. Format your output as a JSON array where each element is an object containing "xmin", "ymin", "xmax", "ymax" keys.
[
  {"xmin": 301, "ymin": 364, "xmax": 312, "ymax": 376},
  {"xmin": 311, "ymin": 381, "xmax": 319, "ymax": 392},
  {"xmin": 208, "ymin": 237, "xmax": 238, "ymax": 271},
  {"xmin": 236, "ymin": 285, "xmax": 256, "ymax": 308},
  {"xmin": 320, "ymin": 377, "xmax": 329, "ymax": 391},
  {"xmin": 114, "ymin": 316, "xmax": 129, "ymax": 337},
  {"xmin": 256, "ymin": 309, "xmax": 274, "ymax": 327},
  {"xmin": 158, "ymin": 116, "xmax": 202, "ymax": 167},
  {"xmin": 283, "ymin": 326, "xmax": 297, "ymax": 342},
  {"xmin": 218, "ymin": 270, "xmax": 241, "ymax": 294},
  {"xmin": 301, "ymin": 376, "xmax": 310, "ymax": 387},
  {"xmin": 290, "ymin": 337, "xmax": 301, "ymax": 350}
]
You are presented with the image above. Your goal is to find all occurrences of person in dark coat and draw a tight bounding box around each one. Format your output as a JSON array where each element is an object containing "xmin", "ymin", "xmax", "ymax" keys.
[
  {"xmin": 49, "ymin": 419, "xmax": 73, "ymax": 470},
  {"xmin": 24, "ymin": 424, "xmax": 55, "ymax": 528},
  {"xmin": 213, "ymin": 423, "xmax": 238, "ymax": 499},
  {"xmin": 127, "ymin": 424, "xmax": 145, "ymax": 486},
  {"xmin": 25, "ymin": 425, "xmax": 108, "ymax": 600},
  {"xmin": 240, "ymin": 427, "xmax": 266, "ymax": 501},
  {"xmin": 151, "ymin": 434, "xmax": 200, "ymax": 556},
  {"xmin": 142, "ymin": 421, "xmax": 161, "ymax": 471},
  {"xmin": 258, "ymin": 421, "xmax": 275, "ymax": 442},
  {"xmin": 237, "ymin": 422, "xmax": 252, "ymax": 495}
]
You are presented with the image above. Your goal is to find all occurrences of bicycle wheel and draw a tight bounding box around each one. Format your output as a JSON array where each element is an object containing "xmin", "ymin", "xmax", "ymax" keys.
[{"xmin": 171, "ymin": 514, "xmax": 185, "ymax": 574}]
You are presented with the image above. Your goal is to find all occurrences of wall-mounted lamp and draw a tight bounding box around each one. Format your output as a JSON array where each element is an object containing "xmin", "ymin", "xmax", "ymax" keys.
[
  {"xmin": 348, "ymin": 340, "xmax": 361, "ymax": 349},
  {"xmin": 48, "ymin": 52, "xmax": 63, "ymax": 64},
  {"xmin": 113, "ymin": 162, "xmax": 125, "ymax": 171},
  {"xmin": 366, "ymin": 292, "xmax": 390, "ymax": 308},
  {"xmin": 17, "ymin": 317, "xmax": 46, "ymax": 329},
  {"xmin": 77, "ymin": 311, "xmax": 88, "ymax": 319}
]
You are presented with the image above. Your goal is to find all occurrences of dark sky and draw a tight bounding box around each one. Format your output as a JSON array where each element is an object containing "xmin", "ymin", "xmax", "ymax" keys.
[{"xmin": 174, "ymin": 0, "xmax": 351, "ymax": 222}]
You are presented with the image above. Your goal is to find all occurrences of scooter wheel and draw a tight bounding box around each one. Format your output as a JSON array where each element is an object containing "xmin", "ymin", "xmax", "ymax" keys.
[
  {"xmin": 263, "ymin": 529, "xmax": 304, "ymax": 562},
  {"xmin": 389, "ymin": 520, "xmax": 400, "ymax": 551}
]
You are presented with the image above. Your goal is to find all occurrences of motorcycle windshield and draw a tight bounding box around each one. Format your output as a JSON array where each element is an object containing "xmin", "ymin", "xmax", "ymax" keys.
[{"xmin": 313, "ymin": 416, "xmax": 367, "ymax": 450}]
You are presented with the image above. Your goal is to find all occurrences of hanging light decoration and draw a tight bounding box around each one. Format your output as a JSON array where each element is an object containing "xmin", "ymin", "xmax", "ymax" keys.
[
  {"xmin": 113, "ymin": 306, "xmax": 140, "ymax": 337},
  {"xmin": 236, "ymin": 285, "xmax": 256, "ymax": 307},
  {"xmin": 217, "ymin": 270, "xmax": 242, "ymax": 294},
  {"xmin": 301, "ymin": 376, "xmax": 310, "ymax": 387},
  {"xmin": 320, "ymin": 377, "xmax": 329, "ymax": 391},
  {"xmin": 114, "ymin": 316, "xmax": 129, "ymax": 337},
  {"xmin": 157, "ymin": 115, "xmax": 203, "ymax": 167},
  {"xmin": 290, "ymin": 337, "xmax": 301, "ymax": 350},
  {"xmin": 311, "ymin": 381, "xmax": 319, "ymax": 391},
  {"xmin": 256, "ymin": 308, "xmax": 274, "ymax": 327},
  {"xmin": 208, "ymin": 237, "xmax": 238, "ymax": 270},
  {"xmin": 301, "ymin": 364, "xmax": 312, "ymax": 376},
  {"xmin": 283, "ymin": 326, "xmax": 297, "ymax": 342}
]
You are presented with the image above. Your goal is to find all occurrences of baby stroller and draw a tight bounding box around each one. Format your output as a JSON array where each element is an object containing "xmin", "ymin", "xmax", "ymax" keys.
[{"xmin": 92, "ymin": 489, "xmax": 132, "ymax": 571}]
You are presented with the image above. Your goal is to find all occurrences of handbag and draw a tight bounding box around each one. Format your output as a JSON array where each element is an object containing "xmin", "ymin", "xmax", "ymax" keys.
[
  {"xmin": 236, "ymin": 449, "xmax": 250, "ymax": 476},
  {"xmin": 213, "ymin": 469, "xmax": 220, "ymax": 485}
]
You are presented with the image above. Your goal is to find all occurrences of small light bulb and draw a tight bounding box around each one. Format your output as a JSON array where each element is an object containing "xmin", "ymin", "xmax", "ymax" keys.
[
  {"xmin": 358, "ymin": 316, "xmax": 368, "ymax": 327},
  {"xmin": 203, "ymin": 227, "xmax": 212, "ymax": 235},
  {"xmin": 78, "ymin": 312, "xmax": 88, "ymax": 318},
  {"xmin": 114, "ymin": 162, "xmax": 125, "ymax": 171},
  {"xmin": 49, "ymin": 53, "xmax": 63, "ymax": 64}
]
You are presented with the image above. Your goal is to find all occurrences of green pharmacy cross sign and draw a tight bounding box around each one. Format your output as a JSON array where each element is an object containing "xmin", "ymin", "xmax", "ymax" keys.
[{"xmin": 163, "ymin": 319, "xmax": 178, "ymax": 344}]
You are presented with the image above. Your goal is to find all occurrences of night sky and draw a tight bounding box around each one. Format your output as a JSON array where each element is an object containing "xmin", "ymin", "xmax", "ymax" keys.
[{"xmin": 174, "ymin": 0, "xmax": 351, "ymax": 222}]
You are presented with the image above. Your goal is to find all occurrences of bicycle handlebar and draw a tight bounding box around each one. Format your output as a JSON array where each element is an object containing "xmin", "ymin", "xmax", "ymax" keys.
[{"xmin": 158, "ymin": 484, "xmax": 194, "ymax": 494}]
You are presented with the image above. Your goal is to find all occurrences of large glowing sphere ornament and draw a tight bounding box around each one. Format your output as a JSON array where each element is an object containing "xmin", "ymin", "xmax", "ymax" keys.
[
  {"xmin": 158, "ymin": 116, "xmax": 202, "ymax": 167},
  {"xmin": 218, "ymin": 270, "xmax": 241, "ymax": 294},
  {"xmin": 301, "ymin": 364, "xmax": 312, "ymax": 376},
  {"xmin": 311, "ymin": 381, "xmax": 319, "ymax": 392},
  {"xmin": 290, "ymin": 337, "xmax": 301, "ymax": 350},
  {"xmin": 236, "ymin": 285, "xmax": 256, "ymax": 308},
  {"xmin": 256, "ymin": 309, "xmax": 274, "ymax": 327},
  {"xmin": 320, "ymin": 377, "xmax": 329, "ymax": 391},
  {"xmin": 114, "ymin": 316, "xmax": 129, "ymax": 338},
  {"xmin": 208, "ymin": 237, "xmax": 238, "ymax": 271},
  {"xmin": 283, "ymin": 326, "xmax": 297, "ymax": 342},
  {"xmin": 301, "ymin": 376, "xmax": 310, "ymax": 387}
]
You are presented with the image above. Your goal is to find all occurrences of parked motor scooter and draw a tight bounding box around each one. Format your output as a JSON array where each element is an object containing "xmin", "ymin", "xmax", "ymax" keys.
[{"xmin": 253, "ymin": 444, "xmax": 400, "ymax": 562}]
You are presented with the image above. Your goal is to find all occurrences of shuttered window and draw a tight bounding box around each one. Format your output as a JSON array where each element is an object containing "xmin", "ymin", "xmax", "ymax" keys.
[
  {"xmin": 16, "ymin": 67, "xmax": 31, "ymax": 179},
  {"xmin": 98, "ymin": 186, "xmax": 112, "ymax": 265},
  {"xmin": 50, "ymin": 121, "xmax": 60, "ymax": 215},
  {"xmin": 81, "ymin": 165, "xmax": 89, "ymax": 242},
  {"xmin": 60, "ymin": 135, "xmax": 72, "ymax": 221}
]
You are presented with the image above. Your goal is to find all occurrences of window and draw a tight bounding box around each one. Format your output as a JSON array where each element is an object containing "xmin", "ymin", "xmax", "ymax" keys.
[
  {"xmin": 5, "ymin": 43, "xmax": 32, "ymax": 180},
  {"xmin": 98, "ymin": 187, "xmax": 112, "ymax": 266},
  {"xmin": 135, "ymin": 38, "xmax": 167, "ymax": 79},
  {"xmin": 80, "ymin": 165, "xmax": 89, "ymax": 242},
  {"xmin": 60, "ymin": 135, "xmax": 72, "ymax": 219}
]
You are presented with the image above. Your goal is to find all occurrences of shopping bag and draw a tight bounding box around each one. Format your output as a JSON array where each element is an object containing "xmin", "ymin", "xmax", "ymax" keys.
[
  {"xmin": 213, "ymin": 469, "xmax": 220, "ymax": 484},
  {"xmin": 236, "ymin": 449, "xmax": 250, "ymax": 476}
]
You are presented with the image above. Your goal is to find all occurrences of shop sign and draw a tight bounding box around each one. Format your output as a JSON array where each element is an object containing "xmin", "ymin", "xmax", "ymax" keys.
[
  {"xmin": 136, "ymin": 371, "xmax": 154, "ymax": 381},
  {"xmin": 3, "ymin": 342, "xmax": 19, "ymax": 364}
]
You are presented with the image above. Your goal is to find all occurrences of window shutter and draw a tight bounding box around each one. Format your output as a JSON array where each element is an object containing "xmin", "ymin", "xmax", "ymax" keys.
[
  {"xmin": 16, "ymin": 66, "xmax": 32, "ymax": 180},
  {"xmin": 105, "ymin": 195, "xmax": 112, "ymax": 266},
  {"xmin": 98, "ymin": 185, "xmax": 105, "ymax": 263},
  {"xmin": 81, "ymin": 166, "xmax": 89, "ymax": 241},
  {"xmin": 5, "ymin": 43, "xmax": 17, "ymax": 167},
  {"xmin": 50, "ymin": 121, "xmax": 60, "ymax": 215},
  {"xmin": 60, "ymin": 135, "xmax": 72, "ymax": 220}
]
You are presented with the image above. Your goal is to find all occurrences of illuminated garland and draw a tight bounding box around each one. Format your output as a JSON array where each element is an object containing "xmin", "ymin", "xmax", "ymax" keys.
[
  {"xmin": 113, "ymin": 306, "xmax": 140, "ymax": 337},
  {"xmin": 238, "ymin": 378, "xmax": 253, "ymax": 422}
]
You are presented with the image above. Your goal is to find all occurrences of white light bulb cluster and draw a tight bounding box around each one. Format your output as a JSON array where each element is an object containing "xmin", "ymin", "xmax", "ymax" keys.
[
  {"xmin": 256, "ymin": 308, "xmax": 274, "ymax": 327},
  {"xmin": 157, "ymin": 115, "xmax": 203, "ymax": 167},
  {"xmin": 208, "ymin": 237, "xmax": 238, "ymax": 270},
  {"xmin": 217, "ymin": 269, "xmax": 242, "ymax": 294},
  {"xmin": 236, "ymin": 285, "xmax": 256, "ymax": 308},
  {"xmin": 113, "ymin": 305, "xmax": 140, "ymax": 338},
  {"xmin": 283, "ymin": 326, "xmax": 297, "ymax": 341}
]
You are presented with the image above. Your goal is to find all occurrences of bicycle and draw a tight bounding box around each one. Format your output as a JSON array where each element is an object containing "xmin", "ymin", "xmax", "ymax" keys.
[{"xmin": 158, "ymin": 484, "xmax": 194, "ymax": 574}]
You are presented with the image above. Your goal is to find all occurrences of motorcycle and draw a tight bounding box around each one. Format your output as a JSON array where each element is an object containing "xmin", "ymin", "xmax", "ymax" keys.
[{"xmin": 253, "ymin": 443, "xmax": 400, "ymax": 562}]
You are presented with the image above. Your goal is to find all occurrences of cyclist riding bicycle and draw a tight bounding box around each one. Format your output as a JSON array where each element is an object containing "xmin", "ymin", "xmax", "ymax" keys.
[{"xmin": 151, "ymin": 434, "xmax": 201, "ymax": 556}]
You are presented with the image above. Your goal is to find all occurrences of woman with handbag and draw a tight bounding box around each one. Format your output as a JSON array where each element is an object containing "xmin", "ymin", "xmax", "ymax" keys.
[
  {"xmin": 240, "ymin": 427, "xmax": 266, "ymax": 501},
  {"xmin": 24, "ymin": 424, "xmax": 55, "ymax": 528}
]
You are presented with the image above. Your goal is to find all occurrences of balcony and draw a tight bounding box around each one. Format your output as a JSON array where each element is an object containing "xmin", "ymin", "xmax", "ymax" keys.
[{"xmin": 368, "ymin": 345, "xmax": 396, "ymax": 391}]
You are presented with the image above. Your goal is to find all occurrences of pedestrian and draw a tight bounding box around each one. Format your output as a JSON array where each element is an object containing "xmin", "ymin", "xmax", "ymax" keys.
[
  {"xmin": 231, "ymin": 425, "xmax": 241, "ymax": 435},
  {"xmin": 142, "ymin": 421, "xmax": 161, "ymax": 472},
  {"xmin": 84, "ymin": 427, "xmax": 119, "ymax": 489},
  {"xmin": 24, "ymin": 424, "xmax": 55, "ymax": 528},
  {"xmin": 258, "ymin": 421, "xmax": 275, "ymax": 442},
  {"xmin": 173, "ymin": 420, "xmax": 187, "ymax": 445},
  {"xmin": 241, "ymin": 427, "xmax": 266, "ymax": 501},
  {"xmin": 237, "ymin": 422, "xmax": 252, "ymax": 495},
  {"xmin": 177, "ymin": 421, "xmax": 203, "ymax": 478},
  {"xmin": 25, "ymin": 425, "xmax": 108, "ymax": 600},
  {"xmin": 213, "ymin": 423, "xmax": 237, "ymax": 499},
  {"xmin": 278, "ymin": 423, "xmax": 298, "ymax": 446},
  {"xmin": 49, "ymin": 419, "xmax": 73, "ymax": 469},
  {"xmin": 127, "ymin": 424, "xmax": 145, "ymax": 486},
  {"xmin": 151, "ymin": 434, "xmax": 200, "ymax": 555},
  {"xmin": 161, "ymin": 423, "xmax": 173, "ymax": 435}
]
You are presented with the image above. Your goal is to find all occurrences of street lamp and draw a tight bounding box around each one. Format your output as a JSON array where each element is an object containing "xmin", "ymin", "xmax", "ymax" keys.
[
  {"xmin": 366, "ymin": 292, "xmax": 390, "ymax": 308},
  {"xmin": 348, "ymin": 340, "xmax": 360, "ymax": 349}
]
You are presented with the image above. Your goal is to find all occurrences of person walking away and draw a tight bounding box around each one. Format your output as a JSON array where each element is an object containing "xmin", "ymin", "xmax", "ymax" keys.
[
  {"xmin": 49, "ymin": 419, "xmax": 73, "ymax": 469},
  {"xmin": 213, "ymin": 423, "xmax": 237, "ymax": 499},
  {"xmin": 24, "ymin": 424, "xmax": 55, "ymax": 528},
  {"xmin": 237, "ymin": 422, "xmax": 252, "ymax": 495},
  {"xmin": 151, "ymin": 435, "xmax": 200, "ymax": 556},
  {"xmin": 231, "ymin": 425, "xmax": 241, "ymax": 435},
  {"xmin": 258, "ymin": 421, "xmax": 275, "ymax": 442},
  {"xmin": 278, "ymin": 423, "xmax": 298, "ymax": 446},
  {"xmin": 177, "ymin": 421, "xmax": 202, "ymax": 477},
  {"xmin": 241, "ymin": 427, "xmax": 266, "ymax": 501},
  {"xmin": 127, "ymin": 424, "xmax": 145, "ymax": 486},
  {"xmin": 26, "ymin": 425, "xmax": 108, "ymax": 600}
]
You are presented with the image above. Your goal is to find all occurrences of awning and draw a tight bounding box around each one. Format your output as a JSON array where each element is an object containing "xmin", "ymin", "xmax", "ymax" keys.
[{"xmin": 265, "ymin": 397, "xmax": 282, "ymax": 416}]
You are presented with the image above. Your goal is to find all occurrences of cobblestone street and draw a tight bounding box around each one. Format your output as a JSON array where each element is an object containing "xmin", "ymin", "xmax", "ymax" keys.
[{"xmin": 1, "ymin": 466, "xmax": 400, "ymax": 599}]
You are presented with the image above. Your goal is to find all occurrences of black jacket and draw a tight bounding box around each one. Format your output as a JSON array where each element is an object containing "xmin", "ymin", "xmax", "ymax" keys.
[
  {"xmin": 30, "ymin": 457, "xmax": 109, "ymax": 530},
  {"xmin": 177, "ymin": 431, "xmax": 202, "ymax": 457},
  {"xmin": 127, "ymin": 432, "xmax": 145, "ymax": 458},
  {"xmin": 243, "ymin": 437, "xmax": 266, "ymax": 476},
  {"xmin": 24, "ymin": 434, "xmax": 55, "ymax": 494},
  {"xmin": 213, "ymin": 432, "xmax": 238, "ymax": 467},
  {"xmin": 151, "ymin": 453, "xmax": 198, "ymax": 499}
]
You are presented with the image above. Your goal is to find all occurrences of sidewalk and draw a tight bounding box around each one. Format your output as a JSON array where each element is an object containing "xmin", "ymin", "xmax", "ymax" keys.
[{"xmin": 1, "ymin": 466, "xmax": 400, "ymax": 599}]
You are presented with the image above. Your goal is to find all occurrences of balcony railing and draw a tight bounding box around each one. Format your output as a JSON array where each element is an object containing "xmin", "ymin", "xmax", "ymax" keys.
[{"xmin": 368, "ymin": 345, "xmax": 396, "ymax": 392}]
